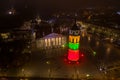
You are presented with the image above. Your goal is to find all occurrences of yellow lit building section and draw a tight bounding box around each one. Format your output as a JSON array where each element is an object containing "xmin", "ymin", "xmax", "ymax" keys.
[{"xmin": 69, "ymin": 36, "xmax": 80, "ymax": 43}]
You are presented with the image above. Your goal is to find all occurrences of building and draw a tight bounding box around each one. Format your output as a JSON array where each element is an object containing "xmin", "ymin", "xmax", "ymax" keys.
[
  {"xmin": 36, "ymin": 33, "xmax": 67, "ymax": 49},
  {"xmin": 68, "ymin": 20, "xmax": 81, "ymax": 61}
]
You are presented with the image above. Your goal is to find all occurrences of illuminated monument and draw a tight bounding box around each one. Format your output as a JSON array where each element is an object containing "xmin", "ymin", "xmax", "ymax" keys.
[{"xmin": 68, "ymin": 20, "xmax": 81, "ymax": 61}]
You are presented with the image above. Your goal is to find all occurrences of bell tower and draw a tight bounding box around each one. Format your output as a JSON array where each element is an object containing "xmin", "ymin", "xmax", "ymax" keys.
[{"xmin": 68, "ymin": 20, "xmax": 81, "ymax": 61}]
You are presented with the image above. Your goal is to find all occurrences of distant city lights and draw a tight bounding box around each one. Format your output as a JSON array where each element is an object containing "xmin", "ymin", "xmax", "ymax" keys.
[
  {"xmin": 8, "ymin": 11, "xmax": 12, "ymax": 15},
  {"xmin": 86, "ymin": 74, "xmax": 90, "ymax": 77},
  {"xmin": 93, "ymin": 51, "xmax": 96, "ymax": 56},
  {"xmin": 7, "ymin": 7, "xmax": 16, "ymax": 15}
]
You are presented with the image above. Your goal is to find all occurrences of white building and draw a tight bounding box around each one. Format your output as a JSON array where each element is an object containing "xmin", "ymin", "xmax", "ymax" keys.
[{"xmin": 36, "ymin": 33, "xmax": 67, "ymax": 49}]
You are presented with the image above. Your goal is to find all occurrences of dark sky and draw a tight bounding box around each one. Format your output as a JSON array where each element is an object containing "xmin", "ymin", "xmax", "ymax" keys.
[
  {"xmin": 0, "ymin": 0, "xmax": 120, "ymax": 10},
  {"xmin": 0, "ymin": 0, "xmax": 120, "ymax": 11},
  {"xmin": 0, "ymin": 0, "xmax": 119, "ymax": 16},
  {"xmin": 0, "ymin": 0, "xmax": 120, "ymax": 29}
]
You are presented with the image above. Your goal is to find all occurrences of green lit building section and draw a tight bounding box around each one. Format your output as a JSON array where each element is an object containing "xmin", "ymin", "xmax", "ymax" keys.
[{"xmin": 68, "ymin": 42, "xmax": 80, "ymax": 50}]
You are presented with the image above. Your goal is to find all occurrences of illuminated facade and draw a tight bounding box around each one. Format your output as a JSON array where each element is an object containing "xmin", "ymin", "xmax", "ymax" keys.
[
  {"xmin": 36, "ymin": 33, "xmax": 67, "ymax": 49},
  {"xmin": 68, "ymin": 23, "xmax": 81, "ymax": 61}
]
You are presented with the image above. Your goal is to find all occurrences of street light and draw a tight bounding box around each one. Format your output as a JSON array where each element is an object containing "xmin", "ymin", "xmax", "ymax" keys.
[
  {"xmin": 20, "ymin": 68, "xmax": 29, "ymax": 80},
  {"xmin": 73, "ymin": 65, "xmax": 79, "ymax": 80},
  {"xmin": 48, "ymin": 68, "xmax": 51, "ymax": 79},
  {"xmin": 86, "ymin": 74, "xmax": 91, "ymax": 79},
  {"xmin": 46, "ymin": 61, "xmax": 50, "ymax": 65},
  {"xmin": 22, "ymin": 68, "xmax": 25, "ymax": 77},
  {"xmin": 96, "ymin": 41, "xmax": 99, "ymax": 46},
  {"xmin": 46, "ymin": 61, "xmax": 52, "ymax": 79},
  {"xmin": 88, "ymin": 36, "xmax": 91, "ymax": 41},
  {"xmin": 20, "ymin": 78, "xmax": 29, "ymax": 80},
  {"xmin": 86, "ymin": 74, "xmax": 90, "ymax": 77},
  {"xmin": 93, "ymin": 51, "xmax": 96, "ymax": 56}
]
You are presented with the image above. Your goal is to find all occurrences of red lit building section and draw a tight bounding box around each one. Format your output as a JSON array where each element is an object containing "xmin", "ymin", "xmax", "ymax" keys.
[{"xmin": 68, "ymin": 49, "xmax": 79, "ymax": 61}]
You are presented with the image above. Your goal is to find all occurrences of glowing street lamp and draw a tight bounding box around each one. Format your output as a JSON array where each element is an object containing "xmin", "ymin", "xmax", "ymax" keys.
[
  {"xmin": 46, "ymin": 61, "xmax": 52, "ymax": 79},
  {"xmin": 93, "ymin": 51, "xmax": 96, "ymax": 56},
  {"xmin": 86, "ymin": 74, "xmax": 90, "ymax": 77}
]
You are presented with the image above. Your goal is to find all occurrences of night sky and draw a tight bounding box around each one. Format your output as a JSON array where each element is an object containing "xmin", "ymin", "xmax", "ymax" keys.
[
  {"xmin": 0, "ymin": 0, "xmax": 120, "ymax": 29},
  {"xmin": 0, "ymin": 0, "xmax": 120, "ymax": 10}
]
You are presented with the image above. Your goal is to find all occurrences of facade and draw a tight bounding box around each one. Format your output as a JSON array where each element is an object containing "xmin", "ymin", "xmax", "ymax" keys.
[
  {"xmin": 36, "ymin": 33, "xmax": 67, "ymax": 49},
  {"xmin": 67, "ymin": 22, "xmax": 81, "ymax": 61}
]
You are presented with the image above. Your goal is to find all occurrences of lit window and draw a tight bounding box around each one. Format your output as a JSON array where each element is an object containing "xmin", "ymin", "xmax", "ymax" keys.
[{"xmin": 1, "ymin": 33, "xmax": 9, "ymax": 39}]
